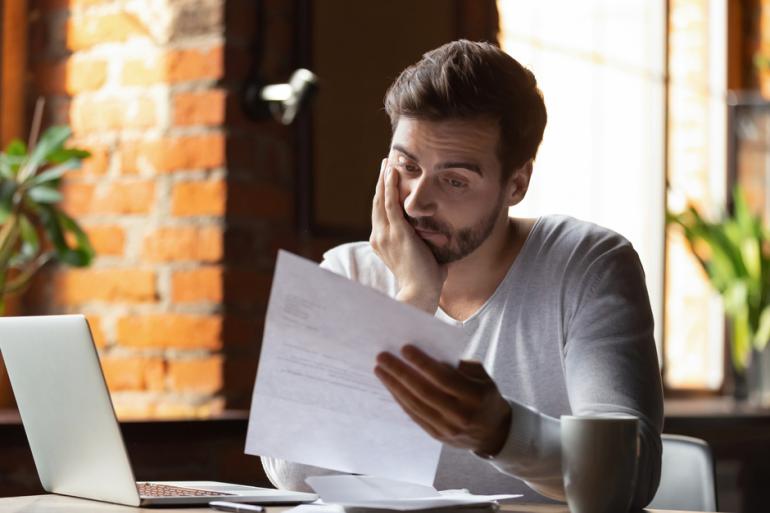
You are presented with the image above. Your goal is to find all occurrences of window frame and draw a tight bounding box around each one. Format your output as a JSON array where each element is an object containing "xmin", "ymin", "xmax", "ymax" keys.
[{"xmin": 0, "ymin": 0, "xmax": 28, "ymax": 147}]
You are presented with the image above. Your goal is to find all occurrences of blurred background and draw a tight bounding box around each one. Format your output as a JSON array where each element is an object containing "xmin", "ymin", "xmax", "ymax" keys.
[{"xmin": 1, "ymin": 0, "xmax": 770, "ymax": 511}]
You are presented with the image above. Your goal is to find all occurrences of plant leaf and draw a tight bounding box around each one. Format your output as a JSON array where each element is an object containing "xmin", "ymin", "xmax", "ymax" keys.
[
  {"xmin": 9, "ymin": 214, "xmax": 40, "ymax": 266},
  {"xmin": 0, "ymin": 156, "xmax": 13, "ymax": 180},
  {"xmin": 46, "ymin": 147, "xmax": 90, "ymax": 165},
  {"xmin": 28, "ymin": 186, "xmax": 63, "ymax": 204},
  {"xmin": 732, "ymin": 308, "xmax": 752, "ymax": 371},
  {"xmin": 26, "ymin": 160, "xmax": 79, "ymax": 188},
  {"xmin": 754, "ymin": 305, "xmax": 770, "ymax": 352},
  {"xmin": 19, "ymin": 126, "xmax": 71, "ymax": 182},
  {"xmin": 40, "ymin": 206, "xmax": 94, "ymax": 267},
  {"xmin": 4, "ymin": 139, "xmax": 27, "ymax": 156}
]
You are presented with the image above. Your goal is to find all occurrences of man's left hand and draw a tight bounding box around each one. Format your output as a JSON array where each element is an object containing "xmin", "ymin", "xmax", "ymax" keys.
[{"xmin": 374, "ymin": 345, "xmax": 512, "ymax": 457}]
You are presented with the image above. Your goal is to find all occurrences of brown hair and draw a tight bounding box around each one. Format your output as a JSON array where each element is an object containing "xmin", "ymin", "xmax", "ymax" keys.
[{"xmin": 384, "ymin": 40, "xmax": 547, "ymax": 180}]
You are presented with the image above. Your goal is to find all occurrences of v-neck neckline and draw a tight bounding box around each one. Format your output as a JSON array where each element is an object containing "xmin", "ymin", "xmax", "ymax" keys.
[{"xmin": 435, "ymin": 217, "xmax": 542, "ymax": 326}]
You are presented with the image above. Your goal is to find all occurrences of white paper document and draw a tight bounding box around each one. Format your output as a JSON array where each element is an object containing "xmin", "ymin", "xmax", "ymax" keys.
[
  {"xmin": 305, "ymin": 475, "xmax": 521, "ymax": 510},
  {"xmin": 245, "ymin": 251, "xmax": 468, "ymax": 485}
]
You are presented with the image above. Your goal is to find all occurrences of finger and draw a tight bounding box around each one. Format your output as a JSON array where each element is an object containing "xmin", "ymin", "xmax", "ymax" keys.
[
  {"xmin": 376, "ymin": 352, "xmax": 469, "ymax": 425},
  {"xmin": 390, "ymin": 385, "xmax": 444, "ymax": 440},
  {"xmin": 371, "ymin": 158, "xmax": 388, "ymax": 230},
  {"xmin": 383, "ymin": 163, "xmax": 409, "ymax": 230},
  {"xmin": 401, "ymin": 345, "xmax": 480, "ymax": 400},
  {"xmin": 375, "ymin": 364, "xmax": 447, "ymax": 438},
  {"xmin": 457, "ymin": 359, "xmax": 491, "ymax": 380}
]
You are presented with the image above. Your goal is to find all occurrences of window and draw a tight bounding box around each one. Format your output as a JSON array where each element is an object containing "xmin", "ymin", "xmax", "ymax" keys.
[{"xmin": 498, "ymin": 0, "xmax": 667, "ymax": 353}]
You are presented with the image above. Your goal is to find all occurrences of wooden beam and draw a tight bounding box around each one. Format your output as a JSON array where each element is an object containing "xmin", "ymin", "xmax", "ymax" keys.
[
  {"xmin": 726, "ymin": 0, "xmax": 744, "ymax": 90},
  {"xmin": 1, "ymin": 0, "xmax": 28, "ymax": 148}
]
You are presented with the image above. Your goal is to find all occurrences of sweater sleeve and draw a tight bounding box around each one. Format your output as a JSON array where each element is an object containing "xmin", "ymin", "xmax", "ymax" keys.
[{"xmin": 483, "ymin": 244, "xmax": 664, "ymax": 509}]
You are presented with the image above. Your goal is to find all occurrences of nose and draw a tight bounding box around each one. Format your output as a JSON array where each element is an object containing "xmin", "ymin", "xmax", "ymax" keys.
[{"xmin": 402, "ymin": 175, "xmax": 436, "ymax": 218}]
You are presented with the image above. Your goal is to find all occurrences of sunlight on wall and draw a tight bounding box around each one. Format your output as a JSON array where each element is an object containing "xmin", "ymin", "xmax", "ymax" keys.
[
  {"xmin": 664, "ymin": 0, "xmax": 726, "ymax": 390},
  {"xmin": 498, "ymin": 0, "xmax": 666, "ymax": 355}
]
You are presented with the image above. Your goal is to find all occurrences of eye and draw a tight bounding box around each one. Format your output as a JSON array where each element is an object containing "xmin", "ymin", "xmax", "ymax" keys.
[
  {"xmin": 446, "ymin": 178, "xmax": 468, "ymax": 189},
  {"xmin": 396, "ymin": 161, "xmax": 420, "ymax": 174}
]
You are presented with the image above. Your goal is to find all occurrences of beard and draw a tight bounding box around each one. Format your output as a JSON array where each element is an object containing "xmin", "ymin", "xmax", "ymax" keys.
[{"xmin": 405, "ymin": 195, "xmax": 504, "ymax": 264}]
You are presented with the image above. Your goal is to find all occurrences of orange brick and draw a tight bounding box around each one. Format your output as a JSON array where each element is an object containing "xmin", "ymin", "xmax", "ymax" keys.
[
  {"xmin": 67, "ymin": 12, "xmax": 149, "ymax": 51},
  {"xmin": 122, "ymin": 46, "xmax": 224, "ymax": 86},
  {"xmin": 71, "ymin": 96, "xmax": 156, "ymax": 134},
  {"xmin": 153, "ymin": 397, "xmax": 225, "ymax": 419},
  {"xmin": 111, "ymin": 399, "xmax": 154, "ymax": 420},
  {"xmin": 171, "ymin": 267, "xmax": 223, "ymax": 303},
  {"xmin": 117, "ymin": 314, "xmax": 223, "ymax": 349},
  {"xmin": 83, "ymin": 225, "xmax": 125, "ymax": 256},
  {"xmin": 35, "ymin": 58, "xmax": 108, "ymax": 95},
  {"xmin": 171, "ymin": 268, "xmax": 271, "ymax": 306},
  {"xmin": 86, "ymin": 146, "xmax": 110, "ymax": 174},
  {"xmin": 142, "ymin": 226, "xmax": 223, "ymax": 262},
  {"xmin": 59, "ymin": 182, "xmax": 95, "ymax": 216},
  {"xmin": 122, "ymin": 58, "xmax": 165, "ymax": 87},
  {"xmin": 62, "ymin": 181, "xmax": 155, "ymax": 215},
  {"xmin": 41, "ymin": 0, "xmax": 111, "ymax": 7},
  {"xmin": 173, "ymin": 90, "xmax": 227, "ymax": 127},
  {"xmin": 171, "ymin": 179, "xmax": 226, "ymax": 217},
  {"xmin": 125, "ymin": 134, "xmax": 226, "ymax": 174},
  {"xmin": 86, "ymin": 315, "xmax": 107, "ymax": 348},
  {"xmin": 91, "ymin": 181, "xmax": 155, "ymax": 214},
  {"xmin": 101, "ymin": 356, "xmax": 165, "ymax": 392},
  {"xmin": 55, "ymin": 268, "xmax": 157, "ymax": 304},
  {"xmin": 167, "ymin": 356, "xmax": 223, "ymax": 394}
]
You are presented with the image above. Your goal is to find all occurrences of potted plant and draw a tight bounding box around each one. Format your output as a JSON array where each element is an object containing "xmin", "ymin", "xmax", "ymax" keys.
[
  {"xmin": 0, "ymin": 124, "xmax": 94, "ymax": 407},
  {"xmin": 668, "ymin": 187, "xmax": 770, "ymax": 404}
]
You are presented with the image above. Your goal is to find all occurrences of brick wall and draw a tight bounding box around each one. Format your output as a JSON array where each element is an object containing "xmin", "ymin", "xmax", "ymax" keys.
[
  {"xmin": 9, "ymin": 0, "xmax": 499, "ymax": 419},
  {"xmin": 24, "ymin": 0, "xmax": 298, "ymax": 418}
]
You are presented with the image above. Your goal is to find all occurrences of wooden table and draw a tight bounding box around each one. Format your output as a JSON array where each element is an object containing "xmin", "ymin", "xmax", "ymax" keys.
[{"xmin": 0, "ymin": 494, "xmax": 723, "ymax": 513}]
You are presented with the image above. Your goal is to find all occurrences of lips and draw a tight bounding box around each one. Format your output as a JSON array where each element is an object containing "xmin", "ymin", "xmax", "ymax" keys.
[{"xmin": 415, "ymin": 228, "xmax": 447, "ymax": 244}]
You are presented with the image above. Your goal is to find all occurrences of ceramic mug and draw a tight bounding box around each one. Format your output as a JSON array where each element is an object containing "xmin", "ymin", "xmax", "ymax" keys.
[{"xmin": 560, "ymin": 415, "xmax": 640, "ymax": 513}]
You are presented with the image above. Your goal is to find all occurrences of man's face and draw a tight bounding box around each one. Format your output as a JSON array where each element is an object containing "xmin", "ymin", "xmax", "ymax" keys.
[{"xmin": 388, "ymin": 117, "xmax": 509, "ymax": 264}]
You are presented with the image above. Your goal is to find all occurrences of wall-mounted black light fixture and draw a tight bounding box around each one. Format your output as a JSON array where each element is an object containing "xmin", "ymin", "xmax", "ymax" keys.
[
  {"xmin": 240, "ymin": 0, "xmax": 317, "ymax": 126},
  {"xmin": 242, "ymin": 67, "xmax": 317, "ymax": 126}
]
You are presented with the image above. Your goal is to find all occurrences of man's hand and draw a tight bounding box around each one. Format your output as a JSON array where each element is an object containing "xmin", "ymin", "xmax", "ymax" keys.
[
  {"xmin": 374, "ymin": 344, "xmax": 512, "ymax": 457},
  {"xmin": 370, "ymin": 158, "xmax": 446, "ymax": 313}
]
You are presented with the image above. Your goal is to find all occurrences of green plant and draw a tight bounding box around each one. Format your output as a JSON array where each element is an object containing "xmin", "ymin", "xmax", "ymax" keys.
[
  {"xmin": 668, "ymin": 187, "xmax": 770, "ymax": 372},
  {"xmin": 0, "ymin": 126, "xmax": 94, "ymax": 315}
]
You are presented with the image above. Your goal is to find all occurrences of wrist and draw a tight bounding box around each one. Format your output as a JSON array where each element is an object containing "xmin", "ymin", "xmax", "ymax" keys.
[
  {"xmin": 474, "ymin": 403, "xmax": 513, "ymax": 459},
  {"xmin": 396, "ymin": 286, "xmax": 440, "ymax": 314}
]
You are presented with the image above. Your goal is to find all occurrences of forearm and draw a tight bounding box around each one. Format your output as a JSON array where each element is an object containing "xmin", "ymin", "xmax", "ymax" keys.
[
  {"xmin": 483, "ymin": 400, "xmax": 564, "ymax": 500},
  {"xmin": 481, "ymin": 399, "xmax": 660, "ymax": 507}
]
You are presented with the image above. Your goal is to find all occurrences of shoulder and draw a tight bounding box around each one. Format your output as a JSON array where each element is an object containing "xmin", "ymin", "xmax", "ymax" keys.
[
  {"xmin": 320, "ymin": 242, "xmax": 398, "ymax": 296},
  {"xmin": 529, "ymin": 215, "xmax": 645, "ymax": 302},
  {"xmin": 533, "ymin": 215, "xmax": 640, "ymax": 276},
  {"xmin": 535, "ymin": 215, "xmax": 634, "ymax": 258}
]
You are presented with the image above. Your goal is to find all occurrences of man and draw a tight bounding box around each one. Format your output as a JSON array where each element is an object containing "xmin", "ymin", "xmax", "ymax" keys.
[{"xmin": 263, "ymin": 40, "xmax": 663, "ymax": 508}]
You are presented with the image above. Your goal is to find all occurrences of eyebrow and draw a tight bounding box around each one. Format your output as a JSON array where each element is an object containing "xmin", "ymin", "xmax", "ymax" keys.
[{"xmin": 392, "ymin": 144, "xmax": 483, "ymax": 177}]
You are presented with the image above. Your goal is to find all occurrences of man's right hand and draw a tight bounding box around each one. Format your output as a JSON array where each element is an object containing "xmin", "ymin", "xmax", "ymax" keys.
[{"xmin": 369, "ymin": 158, "xmax": 447, "ymax": 313}]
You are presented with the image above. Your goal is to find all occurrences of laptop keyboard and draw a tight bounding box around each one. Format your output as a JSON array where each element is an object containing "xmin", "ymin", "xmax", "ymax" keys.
[{"xmin": 137, "ymin": 482, "xmax": 235, "ymax": 498}]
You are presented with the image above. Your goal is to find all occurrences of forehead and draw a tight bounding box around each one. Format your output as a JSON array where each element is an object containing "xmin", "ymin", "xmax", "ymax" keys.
[{"xmin": 391, "ymin": 117, "xmax": 500, "ymax": 158}]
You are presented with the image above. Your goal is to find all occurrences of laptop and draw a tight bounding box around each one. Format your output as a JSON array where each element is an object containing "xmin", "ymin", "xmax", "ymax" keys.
[{"xmin": 0, "ymin": 314, "xmax": 318, "ymax": 506}]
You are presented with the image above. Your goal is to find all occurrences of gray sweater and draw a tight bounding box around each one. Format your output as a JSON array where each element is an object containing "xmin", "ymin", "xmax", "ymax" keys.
[{"xmin": 262, "ymin": 215, "xmax": 663, "ymax": 508}]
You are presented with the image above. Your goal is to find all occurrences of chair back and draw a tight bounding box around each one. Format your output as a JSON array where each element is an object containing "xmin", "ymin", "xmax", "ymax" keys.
[{"xmin": 649, "ymin": 434, "xmax": 717, "ymax": 512}]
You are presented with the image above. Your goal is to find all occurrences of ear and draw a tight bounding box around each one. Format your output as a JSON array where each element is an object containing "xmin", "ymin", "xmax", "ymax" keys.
[{"xmin": 503, "ymin": 160, "xmax": 533, "ymax": 207}]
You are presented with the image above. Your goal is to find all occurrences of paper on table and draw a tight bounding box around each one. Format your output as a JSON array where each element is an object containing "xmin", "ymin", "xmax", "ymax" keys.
[
  {"xmin": 305, "ymin": 475, "xmax": 521, "ymax": 511},
  {"xmin": 245, "ymin": 251, "xmax": 468, "ymax": 485}
]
